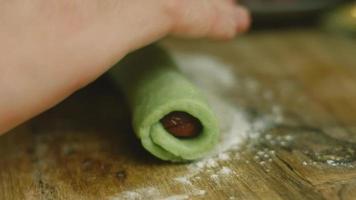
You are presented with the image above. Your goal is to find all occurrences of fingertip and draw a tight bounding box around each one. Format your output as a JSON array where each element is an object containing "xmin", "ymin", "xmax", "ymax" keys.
[
  {"xmin": 207, "ymin": 3, "xmax": 250, "ymax": 40},
  {"xmin": 235, "ymin": 6, "xmax": 251, "ymax": 33}
]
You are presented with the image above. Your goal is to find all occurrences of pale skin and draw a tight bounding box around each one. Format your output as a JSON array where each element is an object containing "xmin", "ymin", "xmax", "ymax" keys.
[{"xmin": 0, "ymin": 0, "xmax": 250, "ymax": 135}]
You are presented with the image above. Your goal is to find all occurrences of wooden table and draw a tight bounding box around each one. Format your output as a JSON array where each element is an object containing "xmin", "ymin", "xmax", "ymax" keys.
[{"xmin": 1, "ymin": 29, "xmax": 356, "ymax": 200}]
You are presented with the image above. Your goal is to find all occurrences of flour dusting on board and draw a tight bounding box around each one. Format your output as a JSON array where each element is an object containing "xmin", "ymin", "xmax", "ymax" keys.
[
  {"xmin": 172, "ymin": 51, "xmax": 277, "ymax": 154},
  {"xmin": 172, "ymin": 51, "xmax": 281, "ymax": 198},
  {"xmin": 108, "ymin": 50, "xmax": 283, "ymax": 200},
  {"xmin": 109, "ymin": 187, "xmax": 190, "ymax": 200},
  {"xmin": 110, "ymin": 187, "xmax": 160, "ymax": 200}
]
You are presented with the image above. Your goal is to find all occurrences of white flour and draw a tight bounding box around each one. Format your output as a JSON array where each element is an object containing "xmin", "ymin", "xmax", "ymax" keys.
[
  {"xmin": 173, "ymin": 51, "xmax": 277, "ymax": 154},
  {"xmin": 110, "ymin": 187, "xmax": 160, "ymax": 200},
  {"xmin": 109, "ymin": 50, "xmax": 283, "ymax": 200},
  {"xmin": 174, "ymin": 177, "xmax": 192, "ymax": 186},
  {"xmin": 160, "ymin": 195, "xmax": 189, "ymax": 200},
  {"xmin": 110, "ymin": 187, "xmax": 189, "ymax": 200}
]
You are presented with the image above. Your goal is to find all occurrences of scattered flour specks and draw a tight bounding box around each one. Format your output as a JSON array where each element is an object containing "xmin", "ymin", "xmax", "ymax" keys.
[
  {"xmin": 210, "ymin": 174, "xmax": 219, "ymax": 182},
  {"xmin": 219, "ymin": 167, "xmax": 233, "ymax": 175},
  {"xmin": 218, "ymin": 153, "xmax": 230, "ymax": 161},
  {"xmin": 109, "ymin": 188, "xmax": 190, "ymax": 200},
  {"xmin": 160, "ymin": 194, "xmax": 189, "ymax": 200},
  {"xmin": 172, "ymin": 51, "xmax": 238, "ymax": 95},
  {"xmin": 109, "ymin": 187, "xmax": 160, "ymax": 200},
  {"xmin": 191, "ymin": 188, "xmax": 206, "ymax": 196},
  {"xmin": 174, "ymin": 177, "xmax": 192, "ymax": 186}
]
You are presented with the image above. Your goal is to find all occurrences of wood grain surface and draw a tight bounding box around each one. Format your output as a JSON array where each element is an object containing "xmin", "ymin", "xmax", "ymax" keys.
[{"xmin": 1, "ymin": 29, "xmax": 356, "ymax": 200}]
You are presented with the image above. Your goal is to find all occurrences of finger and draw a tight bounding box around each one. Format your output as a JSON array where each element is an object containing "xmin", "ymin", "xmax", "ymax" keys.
[
  {"xmin": 235, "ymin": 6, "xmax": 251, "ymax": 33},
  {"xmin": 170, "ymin": 0, "xmax": 250, "ymax": 39}
]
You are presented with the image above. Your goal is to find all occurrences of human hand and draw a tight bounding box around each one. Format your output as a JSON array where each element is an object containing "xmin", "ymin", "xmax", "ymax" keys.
[{"xmin": 0, "ymin": 0, "xmax": 250, "ymax": 134}]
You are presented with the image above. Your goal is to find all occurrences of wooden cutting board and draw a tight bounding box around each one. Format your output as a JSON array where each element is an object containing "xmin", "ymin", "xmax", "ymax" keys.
[{"xmin": 1, "ymin": 29, "xmax": 356, "ymax": 200}]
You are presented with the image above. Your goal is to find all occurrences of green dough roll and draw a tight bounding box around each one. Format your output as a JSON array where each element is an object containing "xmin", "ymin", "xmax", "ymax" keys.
[{"xmin": 109, "ymin": 45, "xmax": 219, "ymax": 162}]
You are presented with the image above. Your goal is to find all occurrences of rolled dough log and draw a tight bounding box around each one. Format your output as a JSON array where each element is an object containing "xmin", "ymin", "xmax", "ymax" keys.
[{"xmin": 109, "ymin": 45, "xmax": 219, "ymax": 162}]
